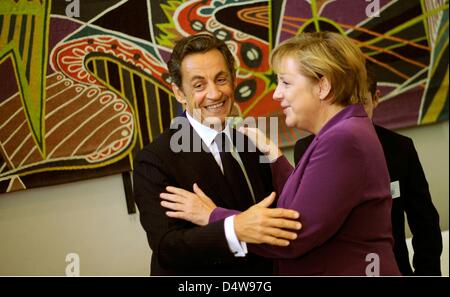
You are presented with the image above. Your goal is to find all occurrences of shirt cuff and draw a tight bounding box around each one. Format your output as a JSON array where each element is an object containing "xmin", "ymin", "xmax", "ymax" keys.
[
  {"xmin": 209, "ymin": 207, "xmax": 240, "ymax": 223},
  {"xmin": 224, "ymin": 215, "xmax": 247, "ymax": 257}
]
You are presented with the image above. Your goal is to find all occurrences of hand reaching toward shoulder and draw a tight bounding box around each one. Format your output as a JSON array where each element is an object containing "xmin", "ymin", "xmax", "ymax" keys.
[
  {"xmin": 238, "ymin": 126, "xmax": 282, "ymax": 162},
  {"xmin": 234, "ymin": 192, "xmax": 302, "ymax": 246},
  {"xmin": 160, "ymin": 183, "xmax": 217, "ymax": 226}
]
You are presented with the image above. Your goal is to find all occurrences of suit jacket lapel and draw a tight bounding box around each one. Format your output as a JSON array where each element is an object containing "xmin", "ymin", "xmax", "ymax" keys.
[{"xmin": 237, "ymin": 146, "xmax": 266, "ymax": 206}]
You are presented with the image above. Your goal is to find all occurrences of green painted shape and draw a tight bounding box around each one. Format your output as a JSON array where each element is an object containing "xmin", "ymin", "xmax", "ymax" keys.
[
  {"xmin": 421, "ymin": 8, "xmax": 449, "ymax": 122},
  {"xmin": 0, "ymin": 0, "xmax": 52, "ymax": 155}
]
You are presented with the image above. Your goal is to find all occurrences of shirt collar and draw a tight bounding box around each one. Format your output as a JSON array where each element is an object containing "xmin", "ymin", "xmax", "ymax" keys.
[{"xmin": 186, "ymin": 112, "xmax": 233, "ymax": 147}]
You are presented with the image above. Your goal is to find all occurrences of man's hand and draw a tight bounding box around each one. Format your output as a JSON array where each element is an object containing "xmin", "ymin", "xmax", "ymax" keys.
[
  {"xmin": 235, "ymin": 192, "xmax": 302, "ymax": 246},
  {"xmin": 160, "ymin": 183, "xmax": 217, "ymax": 226}
]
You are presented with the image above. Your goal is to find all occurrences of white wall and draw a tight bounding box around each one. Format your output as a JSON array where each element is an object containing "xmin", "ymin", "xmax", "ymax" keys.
[
  {"xmin": 0, "ymin": 121, "xmax": 447, "ymax": 276},
  {"xmin": 398, "ymin": 121, "xmax": 449, "ymax": 233},
  {"xmin": 0, "ymin": 174, "xmax": 150, "ymax": 276}
]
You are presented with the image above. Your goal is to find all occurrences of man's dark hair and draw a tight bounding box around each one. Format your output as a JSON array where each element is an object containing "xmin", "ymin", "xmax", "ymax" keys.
[
  {"xmin": 167, "ymin": 33, "xmax": 236, "ymax": 88},
  {"xmin": 366, "ymin": 62, "xmax": 378, "ymax": 97}
]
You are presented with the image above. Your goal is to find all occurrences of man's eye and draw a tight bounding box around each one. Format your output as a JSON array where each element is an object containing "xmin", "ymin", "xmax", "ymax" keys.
[{"xmin": 217, "ymin": 77, "xmax": 227, "ymax": 84}]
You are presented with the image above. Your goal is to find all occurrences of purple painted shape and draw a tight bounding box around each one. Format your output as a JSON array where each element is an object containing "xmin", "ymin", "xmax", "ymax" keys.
[
  {"xmin": 47, "ymin": 17, "xmax": 82, "ymax": 75},
  {"xmin": 284, "ymin": 0, "xmax": 312, "ymax": 19},
  {"xmin": 373, "ymin": 86, "xmax": 423, "ymax": 129},
  {"xmin": 279, "ymin": 0, "xmax": 312, "ymax": 42},
  {"xmin": 158, "ymin": 48, "xmax": 172, "ymax": 65},
  {"xmin": 321, "ymin": 0, "xmax": 392, "ymax": 28},
  {"xmin": 280, "ymin": 0, "xmax": 392, "ymax": 42},
  {"xmin": 0, "ymin": 57, "xmax": 18, "ymax": 102}
]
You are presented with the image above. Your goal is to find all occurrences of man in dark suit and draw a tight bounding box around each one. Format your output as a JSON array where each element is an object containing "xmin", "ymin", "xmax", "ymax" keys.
[
  {"xmin": 133, "ymin": 34, "xmax": 299, "ymax": 275},
  {"xmin": 294, "ymin": 66, "xmax": 442, "ymax": 275}
]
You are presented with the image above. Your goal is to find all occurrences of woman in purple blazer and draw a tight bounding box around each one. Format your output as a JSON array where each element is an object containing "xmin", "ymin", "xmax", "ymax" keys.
[{"xmin": 160, "ymin": 32, "xmax": 401, "ymax": 276}]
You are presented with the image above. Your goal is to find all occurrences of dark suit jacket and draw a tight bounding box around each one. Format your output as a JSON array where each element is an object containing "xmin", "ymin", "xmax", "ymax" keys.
[
  {"xmin": 294, "ymin": 125, "xmax": 442, "ymax": 276},
  {"xmin": 133, "ymin": 116, "xmax": 274, "ymax": 275}
]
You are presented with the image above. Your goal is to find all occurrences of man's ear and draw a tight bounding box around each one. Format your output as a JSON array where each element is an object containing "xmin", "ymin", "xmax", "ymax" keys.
[
  {"xmin": 172, "ymin": 83, "xmax": 186, "ymax": 105},
  {"xmin": 317, "ymin": 76, "xmax": 332, "ymax": 101}
]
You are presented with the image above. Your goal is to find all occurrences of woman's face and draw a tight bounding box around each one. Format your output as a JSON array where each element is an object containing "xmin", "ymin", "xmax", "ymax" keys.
[{"xmin": 273, "ymin": 56, "xmax": 320, "ymax": 131}]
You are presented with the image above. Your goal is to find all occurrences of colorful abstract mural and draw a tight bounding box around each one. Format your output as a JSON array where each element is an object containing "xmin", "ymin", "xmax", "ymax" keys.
[{"xmin": 0, "ymin": 0, "xmax": 448, "ymax": 196}]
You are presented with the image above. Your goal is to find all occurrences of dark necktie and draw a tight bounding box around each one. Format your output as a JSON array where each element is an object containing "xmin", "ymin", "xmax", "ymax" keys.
[{"xmin": 214, "ymin": 132, "xmax": 255, "ymax": 210}]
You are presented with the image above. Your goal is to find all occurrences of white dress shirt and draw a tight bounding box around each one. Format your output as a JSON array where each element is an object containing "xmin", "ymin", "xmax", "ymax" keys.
[{"xmin": 186, "ymin": 112, "xmax": 248, "ymax": 257}]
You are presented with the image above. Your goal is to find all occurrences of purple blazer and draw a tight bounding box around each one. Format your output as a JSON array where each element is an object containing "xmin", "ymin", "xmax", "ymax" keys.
[{"xmin": 211, "ymin": 104, "xmax": 401, "ymax": 276}]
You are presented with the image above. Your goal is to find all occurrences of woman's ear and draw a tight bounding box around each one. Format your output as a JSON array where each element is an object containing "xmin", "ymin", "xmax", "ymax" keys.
[
  {"xmin": 317, "ymin": 76, "xmax": 332, "ymax": 101},
  {"xmin": 372, "ymin": 89, "xmax": 381, "ymax": 109},
  {"xmin": 172, "ymin": 83, "xmax": 186, "ymax": 105}
]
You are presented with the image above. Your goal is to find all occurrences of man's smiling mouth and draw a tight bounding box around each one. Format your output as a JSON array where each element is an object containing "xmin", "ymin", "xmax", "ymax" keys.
[{"xmin": 204, "ymin": 100, "xmax": 225, "ymax": 111}]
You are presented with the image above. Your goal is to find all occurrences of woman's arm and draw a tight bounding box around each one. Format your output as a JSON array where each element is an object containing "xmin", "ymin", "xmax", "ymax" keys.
[
  {"xmin": 247, "ymin": 129, "xmax": 367, "ymax": 259},
  {"xmin": 160, "ymin": 185, "xmax": 301, "ymax": 246}
]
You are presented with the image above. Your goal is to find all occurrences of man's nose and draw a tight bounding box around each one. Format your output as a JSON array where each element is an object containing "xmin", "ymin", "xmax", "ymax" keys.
[{"xmin": 207, "ymin": 84, "xmax": 222, "ymax": 99}]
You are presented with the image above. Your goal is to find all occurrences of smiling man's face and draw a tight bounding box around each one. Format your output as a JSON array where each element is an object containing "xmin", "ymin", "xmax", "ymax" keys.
[{"xmin": 172, "ymin": 49, "xmax": 235, "ymax": 129}]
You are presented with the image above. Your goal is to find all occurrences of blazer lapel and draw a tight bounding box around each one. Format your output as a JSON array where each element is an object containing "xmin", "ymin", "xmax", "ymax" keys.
[{"xmin": 281, "ymin": 138, "xmax": 318, "ymax": 207}]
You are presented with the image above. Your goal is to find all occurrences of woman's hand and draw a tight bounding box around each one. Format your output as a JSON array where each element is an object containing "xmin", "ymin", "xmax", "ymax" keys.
[
  {"xmin": 234, "ymin": 192, "xmax": 302, "ymax": 246},
  {"xmin": 160, "ymin": 183, "xmax": 217, "ymax": 226},
  {"xmin": 238, "ymin": 126, "xmax": 282, "ymax": 162}
]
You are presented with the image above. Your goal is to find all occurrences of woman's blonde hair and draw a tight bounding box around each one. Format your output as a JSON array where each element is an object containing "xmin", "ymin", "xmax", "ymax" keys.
[{"xmin": 271, "ymin": 32, "xmax": 368, "ymax": 106}]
